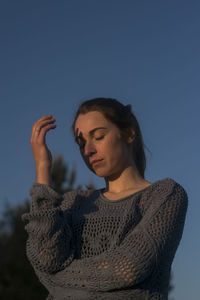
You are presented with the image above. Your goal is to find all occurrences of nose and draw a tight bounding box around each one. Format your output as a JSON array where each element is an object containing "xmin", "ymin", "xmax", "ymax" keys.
[{"xmin": 83, "ymin": 140, "xmax": 96, "ymax": 156}]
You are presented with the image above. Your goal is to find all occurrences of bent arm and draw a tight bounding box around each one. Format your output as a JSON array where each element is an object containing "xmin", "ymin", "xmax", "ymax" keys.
[
  {"xmin": 22, "ymin": 183, "xmax": 75, "ymax": 273},
  {"xmin": 49, "ymin": 183, "xmax": 188, "ymax": 292}
]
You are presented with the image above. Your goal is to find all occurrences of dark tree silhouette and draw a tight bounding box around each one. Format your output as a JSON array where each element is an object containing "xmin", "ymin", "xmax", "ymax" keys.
[
  {"xmin": 51, "ymin": 154, "xmax": 78, "ymax": 193},
  {"xmin": 0, "ymin": 200, "xmax": 48, "ymax": 300},
  {"xmin": 168, "ymin": 271, "xmax": 175, "ymax": 300},
  {"xmin": 51, "ymin": 154, "xmax": 95, "ymax": 193}
]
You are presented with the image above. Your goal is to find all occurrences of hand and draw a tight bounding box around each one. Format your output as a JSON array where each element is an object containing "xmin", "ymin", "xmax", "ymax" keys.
[{"xmin": 31, "ymin": 115, "xmax": 56, "ymax": 170}]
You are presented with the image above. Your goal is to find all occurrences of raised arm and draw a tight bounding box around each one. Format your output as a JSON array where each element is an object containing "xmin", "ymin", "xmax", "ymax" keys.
[
  {"xmin": 22, "ymin": 115, "xmax": 76, "ymax": 272},
  {"xmin": 48, "ymin": 182, "xmax": 188, "ymax": 292}
]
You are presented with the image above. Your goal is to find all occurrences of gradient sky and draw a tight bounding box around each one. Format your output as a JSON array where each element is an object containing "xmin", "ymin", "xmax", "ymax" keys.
[{"xmin": 1, "ymin": 1, "xmax": 200, "ymax": 299}]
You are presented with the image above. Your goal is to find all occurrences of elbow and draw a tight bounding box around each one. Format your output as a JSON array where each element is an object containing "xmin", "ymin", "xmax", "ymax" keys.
[
  {"xmin": 113, "ymin": 260, "xmax": 155, "ymax": 287},
  {"xmin": 26, "ymin": 239, "xmax": 73, "ymax": 274},
  {"xmin": 26, "ymin": 240, "xmax": 59, "ymax": 274}
]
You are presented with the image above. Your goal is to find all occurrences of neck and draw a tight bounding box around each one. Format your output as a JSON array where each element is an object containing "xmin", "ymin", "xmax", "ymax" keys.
[{"xmin": 104, "ymin": 164, "xmax": 148, "ymax": 194}]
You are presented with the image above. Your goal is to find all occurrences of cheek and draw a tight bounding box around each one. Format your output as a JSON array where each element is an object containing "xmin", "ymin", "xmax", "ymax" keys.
[
  {"xmin": 102, "ymin": 138, "xmax": 117, "ymax": 154},
  {"xmin": 104, "ymin": 137, "xmax": 126, "ymax": 158}
]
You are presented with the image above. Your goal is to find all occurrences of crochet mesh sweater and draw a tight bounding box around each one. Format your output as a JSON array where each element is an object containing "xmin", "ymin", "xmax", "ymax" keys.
[{"xmin": 22, "ymin": 177, "xmax": 188, "ymax": 300}]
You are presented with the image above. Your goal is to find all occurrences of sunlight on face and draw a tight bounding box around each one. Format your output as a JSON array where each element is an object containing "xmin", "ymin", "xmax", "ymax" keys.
[{"xmin": 74, "ymin": 111, "xmax": 134, "ymax": 179}]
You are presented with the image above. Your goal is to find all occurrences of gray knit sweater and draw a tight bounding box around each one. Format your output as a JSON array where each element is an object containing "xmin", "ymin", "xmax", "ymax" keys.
[{"xmin": 22, "ymin": 177, "xmax": 188, "ymax": 300}]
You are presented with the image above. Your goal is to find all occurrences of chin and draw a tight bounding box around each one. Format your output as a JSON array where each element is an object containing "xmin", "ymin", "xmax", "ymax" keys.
[
  {"xmin": 93, "ymin": 170, "xmax": 107, "ymax": 177},
  {"xmin": 94, "ymin": 167, "xmax": 118, "ymax": 179},
  {"xmin": 92, "ymin": 167, "xmax": 110, "ymax": 178}
]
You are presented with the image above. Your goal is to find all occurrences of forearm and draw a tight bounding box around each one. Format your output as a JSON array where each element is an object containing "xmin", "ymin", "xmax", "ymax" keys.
[
  {"xmin": 49, "ymin": 229, "xmax": 156, "ymax": 292},
  {"xmin": 48, "ymin": 183, "xmax": 188, "ymax": 292},
  {"xmin": 36, "ymin": 164, "xmax": 52, "ymax": 186}
]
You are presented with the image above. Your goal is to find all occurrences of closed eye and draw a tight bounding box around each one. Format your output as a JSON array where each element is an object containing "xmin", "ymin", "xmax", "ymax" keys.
[
  {"xmin": 76, "ymin": 135, "xmax": 105, "ymax": 150},
  {"xmin": 95, "ymin": 136, "xmax": 104, "ymax": 141}
]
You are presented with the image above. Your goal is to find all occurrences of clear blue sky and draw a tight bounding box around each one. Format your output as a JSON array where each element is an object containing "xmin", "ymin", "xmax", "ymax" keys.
[{"xmin": 1, "ymin": 1, "xmax": 200, "ymax": 298}]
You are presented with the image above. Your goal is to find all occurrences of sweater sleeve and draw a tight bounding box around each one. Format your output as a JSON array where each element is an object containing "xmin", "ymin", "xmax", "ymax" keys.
[
  {"xmin": 49, "ymin": 181, "xmax": 188, "ymax": 292},
  {"xmin": 22, "ymin": 183, "xmax": 76, "ymax": 274}
]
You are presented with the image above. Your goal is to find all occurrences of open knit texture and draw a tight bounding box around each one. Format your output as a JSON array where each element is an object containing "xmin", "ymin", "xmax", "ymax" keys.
[{"xmin": 22, "ymin": 177, "xmax": 188, "ymax": 300}]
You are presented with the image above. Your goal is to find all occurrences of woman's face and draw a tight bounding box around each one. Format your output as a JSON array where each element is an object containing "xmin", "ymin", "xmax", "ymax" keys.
[{"xmin": 74, "ymin": 111, "xmax": 134, "ymax": 179}]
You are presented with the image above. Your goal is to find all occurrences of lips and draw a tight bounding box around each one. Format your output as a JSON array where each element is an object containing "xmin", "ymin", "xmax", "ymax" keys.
[{"xmin": 91, "ymin": 159, "xmax": 103, "ymax": 166}]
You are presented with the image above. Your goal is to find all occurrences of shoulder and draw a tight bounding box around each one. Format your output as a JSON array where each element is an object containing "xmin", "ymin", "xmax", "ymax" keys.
[
  {"xmin": 139, "ymin": 177, "xmax": 188, "ymax": 216},
  {"xmin": 152, "ymin": 177, "xmax": 188, "ymax": 199},
  {"xmin": 156, "ymin": 177, "xmax": 188, "ymax": 200}
]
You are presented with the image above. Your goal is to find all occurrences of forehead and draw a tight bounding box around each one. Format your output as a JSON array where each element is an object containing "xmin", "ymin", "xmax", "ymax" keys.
[{"xmin": 74, "ymin": 111, "xmax": 113, "ymax": 133}]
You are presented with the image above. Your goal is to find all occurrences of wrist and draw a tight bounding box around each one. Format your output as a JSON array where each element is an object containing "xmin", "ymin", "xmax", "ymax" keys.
[
  {"xmin": 35, "ymin": 162, "xmax": 51, "ymax": 171},
  {"xmin": 35, "ymin": 164, "xmax": 52, "ymax": 186}
]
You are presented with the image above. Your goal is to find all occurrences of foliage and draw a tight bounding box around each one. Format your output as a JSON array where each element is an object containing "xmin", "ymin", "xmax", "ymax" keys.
[
  {"xmin": 0, "ymin": 200, "xmax": 48, "ymax": 300},
  {"xmin": 51, "ymin": 154, "xmax": 95, "ymax": 193}
]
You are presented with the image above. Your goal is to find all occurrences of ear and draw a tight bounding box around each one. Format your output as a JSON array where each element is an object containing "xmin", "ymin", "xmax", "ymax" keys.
[{"xmin": 126, "ymin": 127, "xmax": 135, "ymax": 144}]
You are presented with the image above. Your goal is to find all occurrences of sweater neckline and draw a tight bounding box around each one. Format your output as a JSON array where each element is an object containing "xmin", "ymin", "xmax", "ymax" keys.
[{"xmin": 98, "ymin": 177, "xmax": 171, "ymax": 203}]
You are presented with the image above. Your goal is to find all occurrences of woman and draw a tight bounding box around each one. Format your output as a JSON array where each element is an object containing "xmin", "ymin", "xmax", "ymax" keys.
[{"xmin": 23, "ymin": 98, "xmax": 188, "ymax": 300}]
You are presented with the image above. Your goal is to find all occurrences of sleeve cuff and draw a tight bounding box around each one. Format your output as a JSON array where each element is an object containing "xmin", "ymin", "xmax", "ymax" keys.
[{"xmin": 29, "ymin": 182, "xmax": 63, "ymax": 212}]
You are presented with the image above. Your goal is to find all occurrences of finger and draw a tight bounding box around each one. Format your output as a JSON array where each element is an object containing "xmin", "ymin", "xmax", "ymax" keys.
[
  {"xmin": 39, "ymin": 115, "xmax": 53, "ymax": 120},
  {"xmin": 32, "ymin": 115, "xmax": 54, "ymax": 131},
  {"xmin": 31, "ymin": 123, "xmax": 56, "ymax": 145},
  {"xmin": 36, "ymin": 124, "xmax": 57, "ymax": 144},
  {"xmin": 32, "ymin": 118, "xmax": 56, "ymax": 136},
  {"xmin": 31, "ymin": 119, "xmax": 56, "ymax": 144}
]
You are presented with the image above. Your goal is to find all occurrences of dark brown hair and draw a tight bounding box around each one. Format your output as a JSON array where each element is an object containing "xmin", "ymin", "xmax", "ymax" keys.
[{"xmin": 72, "ymin": 97, "xmax": 149, "ymax": 179}]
